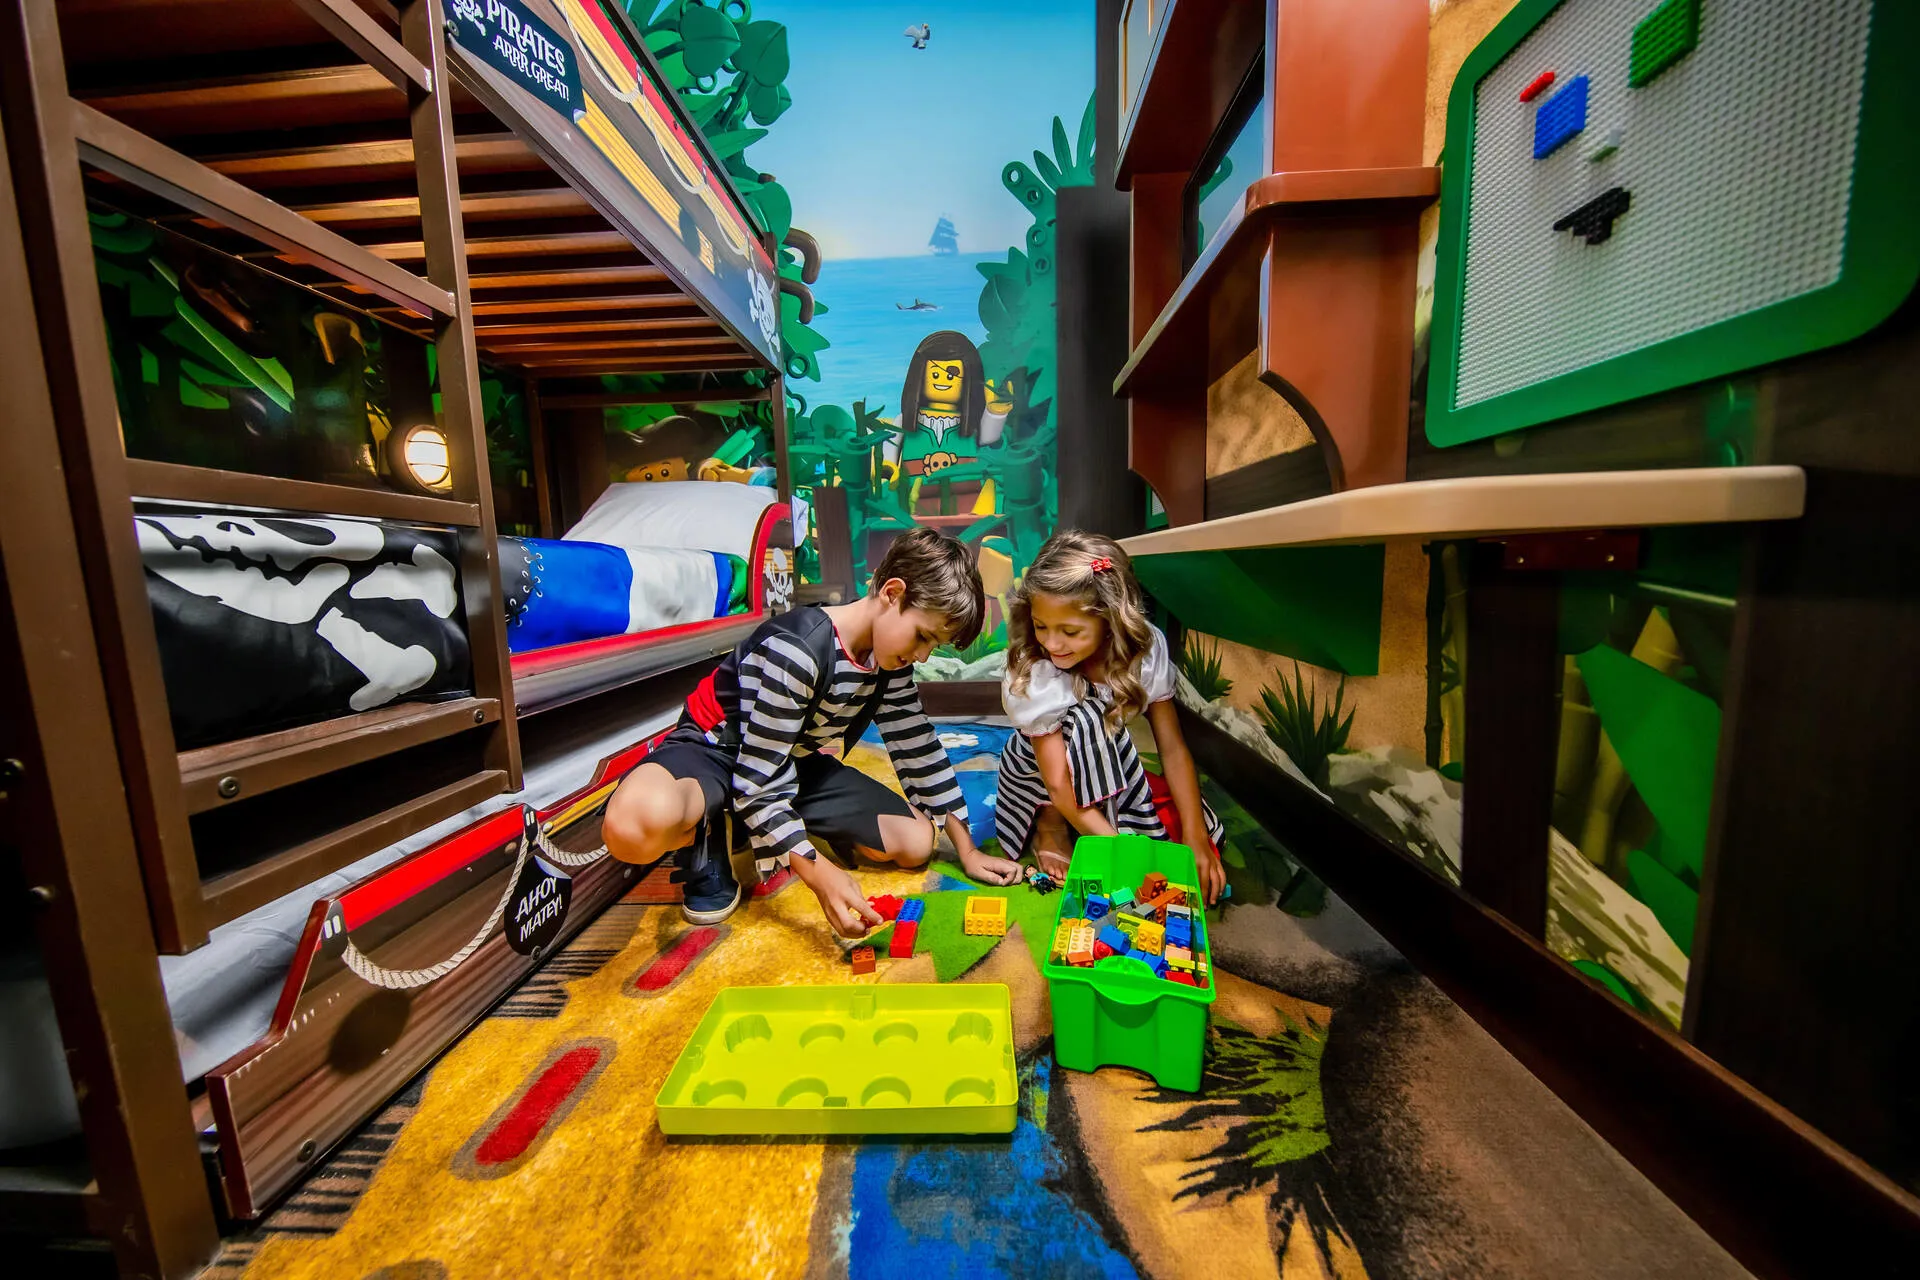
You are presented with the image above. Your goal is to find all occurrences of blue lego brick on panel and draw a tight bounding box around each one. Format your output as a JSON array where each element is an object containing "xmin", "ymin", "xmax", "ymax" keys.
[
  {"xmin": 898, "ymin": 898, "xmax": 926, "ymax": 923},
  {"xmin": 1533, "ymin": 75, "xmax": 1589, "ymax": 159}
]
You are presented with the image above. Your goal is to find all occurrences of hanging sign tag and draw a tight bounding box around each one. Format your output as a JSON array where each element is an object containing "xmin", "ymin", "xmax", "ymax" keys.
[
  {"xmin": 507, "ymin": 811, "xmax": 572, "ymax": 957},
  {"xmin": 447, "ymin": 0, "xmax": 586, "ymax": 123}
]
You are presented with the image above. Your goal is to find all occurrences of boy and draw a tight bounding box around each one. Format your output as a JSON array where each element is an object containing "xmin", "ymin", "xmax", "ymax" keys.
[{"xmin": 604, "ymin": 527, "xmax": 1023, "ymax": 936}]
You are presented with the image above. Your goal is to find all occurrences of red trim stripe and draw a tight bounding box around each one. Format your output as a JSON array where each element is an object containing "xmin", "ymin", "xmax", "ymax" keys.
[
  {"xmin": 339, "ymin": 808, "xmax": 524, "ymax": 930},
  {"xmin": 472, "ymin": 1044, "xmax": 603, "ymax": 1167}
]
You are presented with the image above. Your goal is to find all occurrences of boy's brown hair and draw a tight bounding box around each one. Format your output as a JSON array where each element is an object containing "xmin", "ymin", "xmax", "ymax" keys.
[{"xmin": 869, "ymin": 526, "xmax": 985, "ymax": 647}]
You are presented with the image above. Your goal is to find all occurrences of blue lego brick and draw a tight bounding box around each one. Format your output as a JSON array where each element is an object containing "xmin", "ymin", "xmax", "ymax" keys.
[
  {"xmin": 898, "ymin": 898, "xmax": 926, "ymax": 923},
  {"xmin": 1097, "ymin": 925, "xmax": 1131, "ymax": 954},
  {"xmin": 1086, "ymin": 895, "xmax": 1111, "ymax": 919},
  {"xmin": 1532, "ymin": 75, "xmax": 1588, "ymax": 159},
  {"xmin": 1166, "ymin": 926, "xmax": 1192, "ymax": 953}
]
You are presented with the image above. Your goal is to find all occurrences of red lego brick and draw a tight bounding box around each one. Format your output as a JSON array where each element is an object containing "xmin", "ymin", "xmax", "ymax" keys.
[
  {"xmin": 888, "ymin": 920, "xmax": 918, "ymax": 959},
  {"xmin": 850, "ymin": 946, "xmax": 876, "ymax": 975},
  {"xmin": 868, "ymin": 894, "xmax": 904, "ymax": 921},
  {"xmin": 1167, "ymin": 971, "xmax": 1198, "ymax": 986},
  {"xmin": 1092, "ymin": 939, "xmax": 1116, "ymax": 961},
  {"xmin": 1519, "ymin": 69, "xmax": 1556, "ymax": 103}
]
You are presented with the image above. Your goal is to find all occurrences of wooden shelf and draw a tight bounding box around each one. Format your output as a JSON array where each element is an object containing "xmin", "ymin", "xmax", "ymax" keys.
[
  {"xmin": 179, "ymin": 696, "xmax": 501, "ymax": 814},
  {"xmin": 1115, "ymin": 167, "xmax": 1440, "ymax": 397},
  {"xmin": 1119, "ymin": 466, "xmax": 1809, "ymax": 555},
  {"xmin": 1116, "ymin": 0, "xmax": 1265, "ymax": 187},
  {"xmin": 200, "ymin": 769, "xmax": 509, "ymax": 927},
  {"xmin": 126, "ymin": 457, "xmax": 480, "ymax": 525}
]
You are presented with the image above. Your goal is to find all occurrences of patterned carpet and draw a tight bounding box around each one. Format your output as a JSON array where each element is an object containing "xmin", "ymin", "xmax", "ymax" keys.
[{"xmin": 209, "ymin": 724, "xmax": 1750, "ymax": 1280}]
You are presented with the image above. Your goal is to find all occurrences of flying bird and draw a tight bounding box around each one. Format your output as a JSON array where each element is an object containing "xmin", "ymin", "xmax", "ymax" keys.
[{"xmin": 904, "ymin": 23, "xmax": 930, "ymax": 49}]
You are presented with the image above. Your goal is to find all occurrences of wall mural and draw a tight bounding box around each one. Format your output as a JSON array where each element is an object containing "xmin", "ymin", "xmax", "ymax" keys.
[{"xmin": 611, "ymin": 0, "xmax": 1092, "ymax": 679}]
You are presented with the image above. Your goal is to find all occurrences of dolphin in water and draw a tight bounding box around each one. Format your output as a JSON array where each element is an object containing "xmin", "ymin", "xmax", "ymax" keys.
[{"xmin": 896, "ymin": 298, "xmax": 940, "ymax": 312}]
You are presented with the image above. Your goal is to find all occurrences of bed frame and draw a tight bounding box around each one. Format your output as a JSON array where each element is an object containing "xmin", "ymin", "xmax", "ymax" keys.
[{"xmin": 0, "ymin": 1, "xmax": 805, "ymax": 1273}]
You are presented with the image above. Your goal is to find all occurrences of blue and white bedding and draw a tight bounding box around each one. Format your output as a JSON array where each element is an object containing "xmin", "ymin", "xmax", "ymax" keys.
[{"xmin": 499, "ymin": 536, "xmax": 747, "ymax": 654}]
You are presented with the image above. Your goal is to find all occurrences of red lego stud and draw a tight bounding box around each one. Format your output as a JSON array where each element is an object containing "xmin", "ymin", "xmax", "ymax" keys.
[
  {"xmin": 1092, "ymin": 939, "xmax": 1116, "ymax": 961},
  {"xmin": 850, "ymin": 946, "xmax": 876, "ymax": 975},
  {"xmin": 1519, "ymin": 70, "xmax": 1556, "ymax": 103},
  {"xmin": 868, "ymin": 894, "xmax": 904, "ymax": 921},
  {"xmin": 889, "ymin": 920, "xmax": 918, "ymax": 959}
]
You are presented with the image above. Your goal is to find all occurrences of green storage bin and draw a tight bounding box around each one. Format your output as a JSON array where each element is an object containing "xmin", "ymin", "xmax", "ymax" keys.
[
  {"xmin": 656, "ymin": 983, "xmax": 1017, "ymax": 1136},
  {"xmin": 1044, "ymin": 834, "xmax": 1216, "ymax": 1092}
]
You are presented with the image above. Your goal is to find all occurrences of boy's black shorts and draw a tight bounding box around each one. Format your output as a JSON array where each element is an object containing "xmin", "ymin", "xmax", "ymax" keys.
[{"xmin": 646, "ymin": 721, "xmax": 915, "ymax": 861}]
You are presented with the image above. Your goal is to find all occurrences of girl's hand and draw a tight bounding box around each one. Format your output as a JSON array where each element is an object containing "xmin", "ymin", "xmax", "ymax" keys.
[
  {"xmin": 959, "ymin": 845, "xmax": 1023, "ymax": 887},
  {"xmin": 1196, "ymin": 841, "xmax": 1228, "ymax": 906},
  {"xmin": 794, "ymin": 855, "xmax": 882, "ymax": 938}
]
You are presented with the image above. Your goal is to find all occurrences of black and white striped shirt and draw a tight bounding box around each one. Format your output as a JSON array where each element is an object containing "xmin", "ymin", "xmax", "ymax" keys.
[{"xmin": 698, "ymin": 607, "xmax": 965, "ymax": 863}]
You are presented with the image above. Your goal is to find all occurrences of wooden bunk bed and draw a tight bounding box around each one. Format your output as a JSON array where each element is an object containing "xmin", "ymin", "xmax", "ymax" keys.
[{"xmin": 0, "ymin": 1, "xmax": 803, "ymax": 1274}]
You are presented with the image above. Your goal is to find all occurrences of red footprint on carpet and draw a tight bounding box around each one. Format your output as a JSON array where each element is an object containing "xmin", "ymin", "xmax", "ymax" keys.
[
  {"xmin": 626, "ymin": 925, "xmax": 727, "ymax": 996},
  {"xmin": 454, "ymin": 1038, "xmax": 615, "ymax": 1179}
]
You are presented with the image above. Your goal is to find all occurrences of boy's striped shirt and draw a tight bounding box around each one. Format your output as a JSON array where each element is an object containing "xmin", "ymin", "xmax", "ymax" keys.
[{"xmin": 723, "ymin": 613, "xmax": 964, "ymax": 862}]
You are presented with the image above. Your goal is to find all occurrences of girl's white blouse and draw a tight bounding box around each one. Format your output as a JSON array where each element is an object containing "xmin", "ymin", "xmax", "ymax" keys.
[{"xmin": 1001, "ymin": 624, "xmax": 1176, "ymax": 736}]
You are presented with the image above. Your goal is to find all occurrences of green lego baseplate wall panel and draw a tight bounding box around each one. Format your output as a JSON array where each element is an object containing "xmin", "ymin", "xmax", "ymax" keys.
[{"xmin": 1427, "ymin": 0, "xmax": 1920, "ymax": 447}]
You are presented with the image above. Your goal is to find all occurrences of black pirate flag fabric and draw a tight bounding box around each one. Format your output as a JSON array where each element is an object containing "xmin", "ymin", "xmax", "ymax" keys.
[{"xmin": 136, "ymin": 511, "xmax": 475, "ymax": 748}]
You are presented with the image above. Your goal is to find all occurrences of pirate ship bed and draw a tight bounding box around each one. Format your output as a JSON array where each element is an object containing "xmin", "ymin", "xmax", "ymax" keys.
[{"xmin": 0, "ymin": 1, "xmax": 816, "ymax": 1272}]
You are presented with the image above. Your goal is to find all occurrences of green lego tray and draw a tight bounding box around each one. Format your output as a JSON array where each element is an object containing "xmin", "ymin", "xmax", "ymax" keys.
[
  {"xmin": 1044, "ymin": 835, "xmax": 1217, "ymax": 1092},
  {"xmin": 654, "ymin": 983, "xmax": 1018, "ymax": 1136}
]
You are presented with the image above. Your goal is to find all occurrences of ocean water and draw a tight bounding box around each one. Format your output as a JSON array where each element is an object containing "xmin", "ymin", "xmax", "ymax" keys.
[{"xmin": 799, "ymin": 253, "xmax": 996, "ymax": 418}]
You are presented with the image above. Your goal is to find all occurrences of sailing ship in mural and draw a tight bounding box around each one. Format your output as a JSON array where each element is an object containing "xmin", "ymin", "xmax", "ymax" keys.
[{"xmin": 928, "ymin": 214, "xmax": 959, "ymax": 256}]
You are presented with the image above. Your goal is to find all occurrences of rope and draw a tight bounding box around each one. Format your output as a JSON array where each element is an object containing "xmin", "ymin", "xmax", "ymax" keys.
[{"xmin": 342, "ymin": 818, "xmax": 611, "ymax": 990}]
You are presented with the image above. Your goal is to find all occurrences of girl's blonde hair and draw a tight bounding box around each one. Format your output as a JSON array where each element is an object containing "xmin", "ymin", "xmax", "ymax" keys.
[{"xmin": 1007, "ymin": 530, "xmax": 1155, "ymax": 729}]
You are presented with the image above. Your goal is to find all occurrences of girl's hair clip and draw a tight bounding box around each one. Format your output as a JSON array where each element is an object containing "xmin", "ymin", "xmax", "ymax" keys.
[{"xmin": 1088, "ymin": 555, "xmax": 1114, "ymax": 574}]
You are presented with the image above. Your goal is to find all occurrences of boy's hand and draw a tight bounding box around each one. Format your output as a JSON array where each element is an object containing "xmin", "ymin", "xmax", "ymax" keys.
[
  {"xmin": 1196, "ymin": 841, "xmax": 1227, "ymax": 906},
  {"xmin": 793, "ymin": 854, "xmax": 882, "ymax": 938}
]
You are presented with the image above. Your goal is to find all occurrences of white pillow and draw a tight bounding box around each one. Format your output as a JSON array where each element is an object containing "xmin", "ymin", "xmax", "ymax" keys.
[{"xmin": 564, "ymin": 481, "xmax": 777, "ymax": 561}]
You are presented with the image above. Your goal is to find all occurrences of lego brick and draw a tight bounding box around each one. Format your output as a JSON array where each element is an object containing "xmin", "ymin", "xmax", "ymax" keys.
[
  {"xmin": 1108, "ymin": 888, "xmax": 1135, "ymax": 910},
  {"xmin": 1077, "ymin": 877, "xmax": 1103, "ymax": 898},
  {"xmin": 868, "ymin": 894, "xmax": 904, "ymax": 921},
  {"xmin": 1165, "ymin": 903, "xmax": 1191, "ymax": 921},
  {"xmin": 1134, "ymin": 922, "xmax": 1166, "ymax": 955},
  {"xmin": 1630, "ymin": 0, "xmax": 1699, "ymax": 89},
  {"xmin": 898, "ymin": 898, "xmax": 926, "ymax": 923},
  {"xmin": 1050, "ymin": 921, "xmax": 1076, "ymax": 962},
  {"xmin": 1164, "ymin": 945, "xmax": 1191, "ymax": 966},
  {"xmin": 1069, "ymin": 922, "xmax": 1096, "ymax": 956},
  {"xmin": 1518, "ymin": 69, "xmax": 1555, "ymax": 103},
  {"xmin": 1085, "ymin": 895, "xmax": 1111, "ymax": 919},
  {"xmin": 1532, "ymin": 74, "xmax": 1588, "ymax": 159},
  {"xmin": 1067, "ymin": 948, "xmax": 1094, "ymax": 966},
  {"xmin": 1096, "ymin": 925, "xmax": 1130, "ymax": 954},
  {"xmin": 889, "ymin": 920, "xmax": 919, "ymax": 959},
  {"xmin": 963, "ymin": 896, "xmax": 1009, "ymax": 937},
  {"xmin": 1092, "ymin": 939, "xmax": 1117, "ymax": 961},
  {"xmin": 1140, "ymin": 872, "xmax": 1168, "ymax": 901},
  {"xmin": 850, "ymin": 946, "xmax": 876, "ymax": 975},
  {"xmin": 1167, "ymin": 971, "xmax": 1198, "ymax": 987},
  {"xmin": 1113, "ymin": 914, "xmax": 1143, "ymax": 939}
]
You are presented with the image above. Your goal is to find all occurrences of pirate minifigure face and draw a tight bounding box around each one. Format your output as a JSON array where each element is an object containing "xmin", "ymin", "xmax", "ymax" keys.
[
  {"xmin": 626, "ymin": 458, "xmax": 689, "ymax": 483},
  {"xmin": 921, "ymin": 359, "xmax": 965, "ymax": 409}
]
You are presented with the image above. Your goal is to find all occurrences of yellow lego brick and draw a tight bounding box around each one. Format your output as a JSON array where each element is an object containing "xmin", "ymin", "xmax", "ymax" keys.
[
  {"xmin": 1050, "ymin": 921, "xmax": 1076, "ymax": 960},
  {"xmin": 1069, "ymin": 922, "xmax": 1095, "ymax": 956},
  {"xmin": 963, "ymin": 896, "xmax": 1009, "ymax": 937},
  {"xmin": 1134, "ymin": 921, "xmax": 1165, "ymax": 955},
  {"xmin": 1164, "ymin": 945, "xmax": 1191, "ymax": 966}
]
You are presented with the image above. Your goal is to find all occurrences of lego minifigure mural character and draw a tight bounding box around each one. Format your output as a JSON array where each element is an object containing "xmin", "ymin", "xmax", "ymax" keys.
[
  {"xmin": 620, "ymin": 413, "xmax": 771, "ymax": 485},
  {"xmin": 884, "ymin": 331, "xmax": 1010, "ymax": 516}
]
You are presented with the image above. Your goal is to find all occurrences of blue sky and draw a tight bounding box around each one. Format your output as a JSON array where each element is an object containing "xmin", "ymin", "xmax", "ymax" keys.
[{"xmin": 744, "ymin": 0, "xmax": 1095, "ymax": 260}]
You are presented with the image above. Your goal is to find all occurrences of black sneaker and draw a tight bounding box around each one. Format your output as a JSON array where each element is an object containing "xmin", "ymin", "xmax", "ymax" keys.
[{"xmin": 672, "ymin": 812, "xmax": 740, "ymax": 925}]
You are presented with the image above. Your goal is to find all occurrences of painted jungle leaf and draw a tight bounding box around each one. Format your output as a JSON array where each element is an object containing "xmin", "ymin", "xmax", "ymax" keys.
[
  {"xmin": 1576, "ymin": 643, "xmax": 1719, "ymax": 879},
  {"xmin": 747, "ymin": 78, "xmax": 791, "ymax": 125},
  {"xmin": 676, "ymin": 4, "xmax": 740, "ymax": 78},
  {"xmin": 1625, "ymin": 848, "xmax": 1698, "ymax": 956},
  {"xmin": 1052, "ymin": 116, "xmax": 1074, "ymax": 173},
  {"xmin": 1031, "ymin": 150, "xmax": 1064, "ymax": 191},
  {"xmin": 1075, "ymin": 97, "xmax": 1097, "ymax": 172},
  {"xmin": 702, "ymin": 126, "xmax": 768, "ymax": 158},
  {"xmin": 731, "ymin": 21, "xmax": 789, "ymax": 87},
  {"xmin": 744, "ymin": 179, "xmax": 792, "ymax": 241}
]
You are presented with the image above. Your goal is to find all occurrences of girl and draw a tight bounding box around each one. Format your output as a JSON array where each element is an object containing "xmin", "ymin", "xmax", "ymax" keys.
[{"xmin": 996, "ymin": 531, "xmax": 1227, "ymax": 904}]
